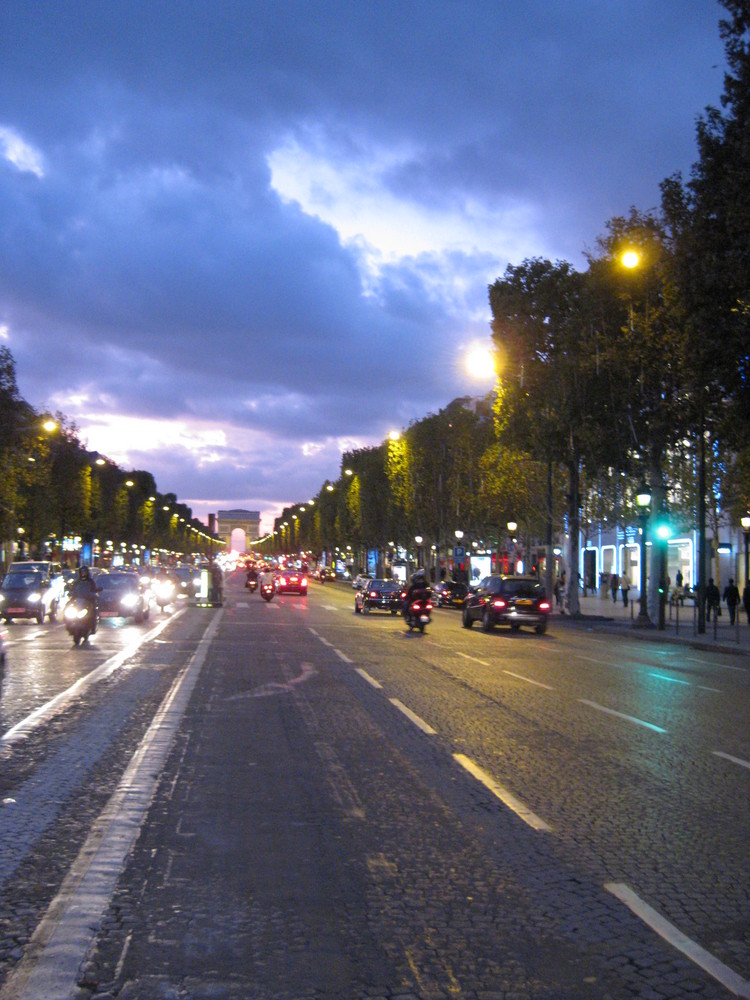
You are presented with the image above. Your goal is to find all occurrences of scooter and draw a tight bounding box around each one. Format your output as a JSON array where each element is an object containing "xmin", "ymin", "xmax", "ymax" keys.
[
  {"xmin": 246, "ymin": 575, "xmax": 258, "ymax": 593},
  {"xmin": 260, "ymin": 580, "xmax": 275, "ymax": 602},
  {"xmin": 64, "ymin": 598, "xmax": 99, "ymax": 645}
]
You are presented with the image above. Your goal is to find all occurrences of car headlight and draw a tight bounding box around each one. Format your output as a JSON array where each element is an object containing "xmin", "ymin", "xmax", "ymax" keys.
[
  {"xmin": 28, "ymin": 592, "xmax": 41, "ymax": 603},
  {"xmin": 120, "ymin": 593, "xmax": 139, "ymax": 609}
]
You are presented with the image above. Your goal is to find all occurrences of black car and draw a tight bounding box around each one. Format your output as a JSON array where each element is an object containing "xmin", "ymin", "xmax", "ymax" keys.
[
  {"xmin": 462, "ymin": 575, "xmax": 550, "ymax": 634},
  {"xmin": 355, "ymin": 579, "xmax": 401, "ymax": 614},
  {"xmin": 96, "ymin": 571, "xmax": 150, "ymax": 622},
  {"xmin": 0, "ymin": 570, "xmax": 58, "ymax": 623},
  {"xmin": 435, "ymin": 580, "xmax": 470, "ymax": 608},
  {"xmin": 276, "ymin": 569, "xmax": 308, "ymax": 596}
]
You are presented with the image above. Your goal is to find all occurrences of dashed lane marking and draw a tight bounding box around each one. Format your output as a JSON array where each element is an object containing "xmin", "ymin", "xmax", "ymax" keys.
[
  {"xmin": 605, "ymin": 882, "xmax": 750, "ymax": 999},
  {"xmin": 712, "ymin": 750, "xmax": 750, "ymax": 771},
  {"xmin": 355, "ymin": 668, "xmax": 382, "ymax": 689},
  {"xmin": 455, "ymin": 650, "xmax": 490, "ymax": 666},
  {"xmin": 453, "ymin": 754, "xmax": 552, "ymax": 832},
  {"xmin": 389, "ymin": 699, "xmax": 437, "ymax": 735},
  {"xmin": 334, "ymin": 649, "xmax": 352, "ymax": 663},
  {"xmin": 502, "ymin": 669, "xmax": 554, "ymax": 690},
  {"xmin": 579, "ymin": 699, "xmax": 666, "ymax": 734}
]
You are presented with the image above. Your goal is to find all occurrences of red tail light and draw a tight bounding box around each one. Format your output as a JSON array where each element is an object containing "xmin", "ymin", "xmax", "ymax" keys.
[
  {"xmin": 492, "ymin": 599, "xmax": 507, "ymax": 609},
  {"xmin": 301, "ymin": 577, "xmax": 308, "ymax": 587},
  {"xmin": 539, "ymin": 601, "xmax": 550, "ymax": 611},
  {"xmin": 369, "ymin": 591, "xmax": 378, "ymax": 599},
  {"xmin": 411, "ymin": 601, "xmax": 422, "ymax": 611},
  {"xmin": 425, "ymin": 602, "xmax": 433, "ymax": 611},
  {"xmin": 278, "ymin": 575, "xmax": 287, "ymax": 586}
]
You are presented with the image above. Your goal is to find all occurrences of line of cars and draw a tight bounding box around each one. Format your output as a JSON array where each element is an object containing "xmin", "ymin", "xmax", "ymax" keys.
[
  {"xmin": 352, "ymin": 573, "xmax": 551, "ymax": 635},
  {"xmin": 0, "ymin": 561, "xmax": 204, "ymax": 627}
]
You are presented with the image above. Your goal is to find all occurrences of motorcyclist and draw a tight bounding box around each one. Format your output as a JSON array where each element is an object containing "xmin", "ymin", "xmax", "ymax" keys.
[
  {"xmin": 403, "ymin": 569, "xmax": 431, "ymax": 617},
  {"xmin": 246, "ymin": 563, "xmax": 258, "ymax": 588},
  {"xmin": 70, "ymin": 565, "xmax": 99, "ymax": 617}
]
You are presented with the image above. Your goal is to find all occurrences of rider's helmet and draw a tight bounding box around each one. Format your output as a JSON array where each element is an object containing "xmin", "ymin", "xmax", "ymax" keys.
[
  {"xmin": 79, "ymin": 566, "xmax": 91, "ymax": 580},
  {"xmin": 411, "ymin": 568, "xmax": 426, "ymax": 584}
]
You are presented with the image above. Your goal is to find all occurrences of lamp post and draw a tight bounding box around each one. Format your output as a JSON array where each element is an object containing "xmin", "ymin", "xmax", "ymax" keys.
[
  {"xmin": 507, "ymin": 521, "xmax": 517, "ymax": 574},
  {"xmin": 741, "ymin": 515, "xmax": 750, "ymax": 588},
  {"xmin": 634, "ymin": 487, "xmax": 653, "ymax": 628}
]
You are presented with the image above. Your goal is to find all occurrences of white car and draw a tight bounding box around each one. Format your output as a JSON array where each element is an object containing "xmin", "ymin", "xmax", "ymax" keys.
[{"xmin": 352, "ymin": 573, "xmax": 373, "ymax": 590}]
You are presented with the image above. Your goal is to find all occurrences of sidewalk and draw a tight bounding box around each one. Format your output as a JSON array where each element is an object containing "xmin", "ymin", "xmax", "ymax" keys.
[{"xmin": 558, "ymin": 588, "xmax": 750, "ymax": 658}]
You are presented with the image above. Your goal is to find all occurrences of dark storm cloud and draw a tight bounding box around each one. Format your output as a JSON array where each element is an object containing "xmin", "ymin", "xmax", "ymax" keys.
[{"xmin": 0, "ymin": 0, "xmax": 726, "ymax": 525}]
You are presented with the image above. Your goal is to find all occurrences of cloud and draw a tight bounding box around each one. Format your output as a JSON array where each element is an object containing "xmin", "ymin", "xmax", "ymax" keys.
[{"xmin": 0, "ymin": 0, "xmax": 726, "ymax": 532}]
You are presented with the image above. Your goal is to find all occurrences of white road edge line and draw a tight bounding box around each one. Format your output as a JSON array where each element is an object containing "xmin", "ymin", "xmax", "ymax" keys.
[
  {"xmin": 453, "ymin": 754, "xmax": 552, "ymax": 832},
  {"xmin": 502, "ymin": 670, "xmax": 554, "ymax": 690},
  {"xmin": 355, "ymin": 668, "xmax": 382, "ymax": 689},
  {"xmin": 579, "ymin": 699, "xmax": 666, "ymax": 734},
  {"xmin": 0, "ymin": 610, "xmax": 222, "ymax": 1000},
  {"xmin": 2, "ymin": 611, "xmax": 185, "ymax": 744},
  {"xmin": 713, "ymin": 750, "xmax": 750, "ymax": 771},
  {"xmin": 389, "ymin": 698, "xmax": 436, "ymax": 735},
  {"xmin": 605, "ymin": 882, "xmax": 750, "ymax": 999}
]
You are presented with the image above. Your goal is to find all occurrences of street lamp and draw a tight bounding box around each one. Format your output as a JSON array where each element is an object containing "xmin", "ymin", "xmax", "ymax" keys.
[
  {"xmin": 741, "ymin": 514, "xmax": 750, "ymax": 587},
  {"xmin": 507, "ymin": 521, "xmax": 517, "ymax": 574},
  {"xmin": 414, "ymin": 535, "xmax": 423, "ymax": 570},
  {"xmin": 634, "ymin": 487, "xmax": 653, "ymax": 628}
]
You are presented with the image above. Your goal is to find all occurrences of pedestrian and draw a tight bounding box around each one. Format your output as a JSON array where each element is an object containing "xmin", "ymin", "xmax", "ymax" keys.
[
  {"xmin": 705, "ymin": 577, "xmax": 721, "ymax": 622},
  {"xmin": 621, "ymin": 575, "xmax": 630, "ymax": 608},
  {"xmin": 610, "ymin": 571, "xmax": 619, "ymax": 603},
  {"xmin": 743, "ymin": 580, "xmax": 750, "ymax": 625},
  {"xmin": 723, "ymin": 577, "xmax": 740, "ymax": 625},
  {"xmin": 675, "ymin": 568, "xmax": 683, "ymax": 589}
]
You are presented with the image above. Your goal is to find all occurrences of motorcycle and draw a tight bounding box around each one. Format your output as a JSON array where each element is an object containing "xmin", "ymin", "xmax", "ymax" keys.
[
  {"xmin": 152, "ymin": 576, "xmax": 176, "ymax": 611},
  {"xmin": 246, "ymin": 575, "xmax": 258, "ymax": 593},
  {"xmin": 260, "ymin": 579, "xmax": 275, "ymax": 602},
  {"xmin": 64, "ymin": 598, "xmax": 99, "ymax": 645},
  {"xmin": 401, "ymin": 591, "xmax": 433, "ymax": 633}
]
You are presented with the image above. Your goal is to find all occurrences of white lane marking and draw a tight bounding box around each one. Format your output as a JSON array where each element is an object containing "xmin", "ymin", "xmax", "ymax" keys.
[
  {"xmin": 389, "ymin": 699, "xmax": 436, "ymax": 735},
  {"xmin": 579, "ymin": 699, "xmax": 666, "ymax": 734},
  {"xmin": 0, "ymin": 611, "xmax": 221, "ymax": 1000},
  {"xmin": 2, "ymin": 611, "xmax": 185, "ymax": 744},
  {"xmin": 605, "ymin": 882, "xmax": 750, "ymax": 999},
  {"xmin": 713, "ymin": 750, "xmax": 750, "ymax": 771},
  {"xmin": 502, "ymin": 670, "xmax": 554, "ymax": 690},
  {"xmin": 648, "ymin": 672, "xmax": 690, "ymax": 685},
  {"xmin": 308, "ymin": 628, "xmax": 320, "ymax": 636},
  {"xmin": 684, "ymin": 656, "xmax": 743, "ymax": 672},
  {"xmin": 22, "ymin": 630, "xmax": 46, "ymax": 642},
  {"xmin": 235, "ymin": 601, "xmax": 249, "ymax": 608},
  {"xmin": 334, "ymin": 649, "xmax": 352, "ymax": 663},
  {"xmin": 323, "ymin": 605, "xmax": 338, "ymax": 612},
  {"xmin": 355, "ymin": 669, "xmax": 382, "ymax": 689},
  {"xmin": 456, "ymin": 650, "xmax": 490, "ymax": 666},
  {"xmin": 453, "ymin": 754, "xmax": 552, "ymax": 832},
  {"xmin": 698, "ymin": 685, "xmax": 722, "ymax": 693}
]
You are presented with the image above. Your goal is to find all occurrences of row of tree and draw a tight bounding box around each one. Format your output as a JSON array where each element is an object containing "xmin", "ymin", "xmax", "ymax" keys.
[
  {"xmin": 269, "ymin": 1, "xmax": 750, "ymax": 630},
  {"xmin": 0, "ymin": 348, "xmax": 215, "ymax": 568}
]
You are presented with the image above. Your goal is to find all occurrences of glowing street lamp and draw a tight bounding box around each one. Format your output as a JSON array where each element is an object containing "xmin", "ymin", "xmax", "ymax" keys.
[
  {"xmin": 741, "ymin": 514, "xmax": 750, "ymax": 586},
  {"xmin": 634, "ymin": 487, "xmax": 653, "ymax": 628}
]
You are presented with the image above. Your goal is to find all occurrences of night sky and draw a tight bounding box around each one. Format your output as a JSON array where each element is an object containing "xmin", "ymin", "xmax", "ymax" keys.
[{"xmin": 0, "ymin": 1, "xmax": 726, "ymax": 533}]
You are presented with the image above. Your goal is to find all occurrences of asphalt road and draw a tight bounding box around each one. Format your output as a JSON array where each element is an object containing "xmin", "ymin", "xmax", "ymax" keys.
[{"xmin": 0, "ymin": 572, "xmax": 748, "ymax": 999}]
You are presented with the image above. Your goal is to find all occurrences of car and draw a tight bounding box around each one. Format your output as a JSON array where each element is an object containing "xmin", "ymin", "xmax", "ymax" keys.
[
  {"xmin": 172, "ymin": 565, "xmax": 201, "ymax": 600},
  {"xmin": 95, "ymin": 571, "xmax": 151, "ymax": 622},
  {"xmin": 276, "ymin": 569, "xmax": 308, "ymax": 596},
  {"xmin": 0, "ymin": 619, "xmax": 7, "ymax": 667},
  {"xmin": 8, "ymin": 560, "xmax": 66, "ymax": 606},
  {"xmin": 355, "ymin": 579, "xmax": 402, "ymax": 614},
  {"xmin": 352, "ymin": 573, "xmax": 373, "ymax": 591},
  {"xmin": 0, "ymin": 570, "xmax": 59, "ymax": 623},
  {"xmin": 435, "ymin": 580, "xmax": 470, "ymax": 609},
  {"xmin": 462, "ymin": 575, "xmax": 551, "ymax": 634}
]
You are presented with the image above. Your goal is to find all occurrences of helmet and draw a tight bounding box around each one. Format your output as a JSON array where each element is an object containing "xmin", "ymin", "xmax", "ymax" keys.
[{"xmin": 411, "ymin": 569, "xmax": 426, "ymax": 584}]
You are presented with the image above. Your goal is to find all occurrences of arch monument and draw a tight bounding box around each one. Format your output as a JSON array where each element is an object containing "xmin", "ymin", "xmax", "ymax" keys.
[{"xmin": 216, "ymin": 509, "xmax": 261, "ymax": 551}]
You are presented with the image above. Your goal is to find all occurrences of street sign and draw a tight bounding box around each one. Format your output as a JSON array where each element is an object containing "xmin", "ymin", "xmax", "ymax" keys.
[{"xmin": 454, "ymin": 546, "xmax": 465, "ymax": 559}]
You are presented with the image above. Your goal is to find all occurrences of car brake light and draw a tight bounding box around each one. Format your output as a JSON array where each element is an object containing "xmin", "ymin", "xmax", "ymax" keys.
[
  {"xmin": 492, "ymin": 599, "xmax": 507, "ymax": 609},
  {"xmin": 369, "ymin": 591, "xmax": 378, "ymax": 599},
  {"xmin": 278, "ymin": 576, "xmax": 287, "ymax": 585},
  {"xmin": 539, "ymin": 601, "xmax": 550, "ymax": 611},
  {"xmin": 301, "ymin": 577, "xmax": 308, "ymax": 587}
]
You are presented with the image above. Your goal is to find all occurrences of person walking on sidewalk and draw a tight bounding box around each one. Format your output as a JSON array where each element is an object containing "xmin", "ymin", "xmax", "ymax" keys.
[
  {"xmin": 621, "ymin": 575, "xmax": 630, "ymax": 608},
  {"xmin": 743, "ymin": 580, "xmax": 750, "ymax": 624},
  {"xmin": 610, "ymin": 571, "xmax": 619, "ymax": 604},
  {"xmin": 723, "ymin": 577, "xmax": 740, "ymax": 625},
  {"xmin": 706, "ymin": 577, "xmax": 721, "ymax": 623}
]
